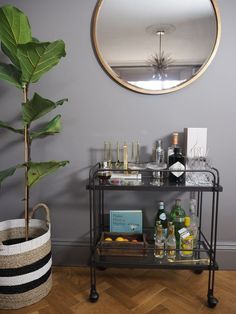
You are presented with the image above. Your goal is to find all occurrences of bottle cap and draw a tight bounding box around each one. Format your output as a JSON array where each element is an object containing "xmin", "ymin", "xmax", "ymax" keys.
[
  {"xmin": 172, "ymin": 132, "xmax": 179, "ymax": 145},
  {"xmin": 184, "ymin": 216, "xmax": 191, "ymax": 227},
  {"xmin": 157, "ymin": 139, "xmax": 162, "ymax": 146},
  {"xmin": 159, "ymin": 201, "xmax": 164, "ymax": 208},
  {"xmin": 175, "ymin": 199, "xmax": 181, "ymax": 206}
]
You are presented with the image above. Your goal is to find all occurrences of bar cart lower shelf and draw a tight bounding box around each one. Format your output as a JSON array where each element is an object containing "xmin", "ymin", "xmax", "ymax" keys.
[{"xmin": 87, "ymin": 163, "xmax": 222, "ymax": 308}]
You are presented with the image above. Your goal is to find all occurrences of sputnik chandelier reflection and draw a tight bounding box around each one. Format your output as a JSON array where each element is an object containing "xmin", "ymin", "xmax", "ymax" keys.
[{"xmin": 146, "ymin": 25, "xmax": 175, "ymax": 80}]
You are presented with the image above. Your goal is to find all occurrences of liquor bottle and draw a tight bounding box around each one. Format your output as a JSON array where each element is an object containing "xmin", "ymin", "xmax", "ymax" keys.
[
  {"xmin": 168, "ymin": 147, "xmax": 185, "ymax": 184},
  {"xmin": 156, "ymin": 139, "xmax": 165, "ymax": 166},
  {"xmin": 153, "ymin": 219, "xmax": 161, "ymax": 240},
  {"xmin": 154, "ymin": 223, "xmax": 165, "ymax": 258},
  {"xmin": 180, "ymin": 216, "xmax": 194, "ymax": 257},
  {"xmin": 170, "ymin": 199, "xmax": 186, "ymax": 248},
  {"xmin": 189, "ymin": 199, "xmax": 199, "ymax": 249},
  {"xmin": 166, "ymin": 222, "xmax": 176, "ymax": 259},
  {"xmin": 167, "ymin": 132, "xmax": 179, "ymax": 164},
  {"xmin": 155, "ymin": 201, "xmax": 168, "ymax": 238}
]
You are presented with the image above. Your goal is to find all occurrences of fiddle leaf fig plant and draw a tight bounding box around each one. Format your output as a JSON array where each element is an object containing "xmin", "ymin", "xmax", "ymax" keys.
[{"xmin": 0, "ymin": 5, "xmax": 69, "ymax": 239}]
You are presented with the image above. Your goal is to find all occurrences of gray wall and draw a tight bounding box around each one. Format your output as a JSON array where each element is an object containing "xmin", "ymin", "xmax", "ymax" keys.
[{"xmin": 0, "ymin": 0, "xmax": 235, "ymax": 269}]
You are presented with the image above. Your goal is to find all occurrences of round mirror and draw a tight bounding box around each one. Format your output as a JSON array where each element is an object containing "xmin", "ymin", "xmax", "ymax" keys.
[{"xmin": 92, "ymin": 0, "xmax": 221, "ymax": 94}]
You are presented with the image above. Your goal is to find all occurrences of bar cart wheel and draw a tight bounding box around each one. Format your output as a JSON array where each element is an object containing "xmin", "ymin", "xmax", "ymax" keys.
[
  {"xmin": 97, "ymin": 266, "xmax": 107, "ymax": 271},
  {"xmin": 207, "ymin": 295, "xmax": 218, "ymax": 308},
  {"xmin": 89, "ymin": 286, "xmax": 99, "ymax": 303},
  {"xmin": 193, "ymin": 269, "xmax": 203, "ymax": 274}
]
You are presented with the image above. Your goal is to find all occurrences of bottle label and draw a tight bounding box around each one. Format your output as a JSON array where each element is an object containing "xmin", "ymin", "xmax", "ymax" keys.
[
  {"xmin": 181, "ymin": 231, "xmax": 191, "ymax": 239},
  {"xmin": 178, "ymin": 227, "xmax": 187, "ymax": 235},
  {"xmin": 174, "ymin": 217, "xmax": 185, "ymax": 223},
  {"xmin": 169, "ymin": 162, "xmax": 185, "ymax": 177},
  {"xmin": 159, "ymin": 213, "xmax": 166, "ymax": 220}
]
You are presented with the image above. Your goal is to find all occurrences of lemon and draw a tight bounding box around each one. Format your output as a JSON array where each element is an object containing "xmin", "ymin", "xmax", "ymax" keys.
[
  {"xmin": 104, "ymin": 237, "xmax": 112, "ymax": 241},
  {"xmin": 115, "ymin": 237, "xmax": 124, "ymax": 241}
]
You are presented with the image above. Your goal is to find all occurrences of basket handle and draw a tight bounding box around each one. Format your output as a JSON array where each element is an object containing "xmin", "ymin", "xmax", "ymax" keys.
[{"xmin": 29, "ymin": 203, "xmax": 51, "ymax": 224}]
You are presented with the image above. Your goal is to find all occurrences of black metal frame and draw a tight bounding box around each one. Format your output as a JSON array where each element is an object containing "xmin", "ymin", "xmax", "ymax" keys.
[{"xmin": 88, "ymin": 163, "xmax": 222, "ymax": 307}]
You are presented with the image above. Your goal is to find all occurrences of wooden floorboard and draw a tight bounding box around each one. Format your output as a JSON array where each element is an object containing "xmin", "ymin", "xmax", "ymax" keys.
[{"xmin": 1, "ymin": 267, "xmax": 236, "ymax": 314}]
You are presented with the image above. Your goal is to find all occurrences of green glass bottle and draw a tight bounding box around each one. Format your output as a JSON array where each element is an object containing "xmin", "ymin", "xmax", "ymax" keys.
[
  {"xmin": 170, "ymin": 199, "xmax": 186, "ymax": 248},
  {"xmin": 155, "ymin": 201, "xmax": 168, "ymax": 238}
]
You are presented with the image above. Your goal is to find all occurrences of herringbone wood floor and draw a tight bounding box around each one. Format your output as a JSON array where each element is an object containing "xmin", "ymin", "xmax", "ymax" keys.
[{"xmin": 1, "ymin": 267, "xmax": 236, "ymax": 314}]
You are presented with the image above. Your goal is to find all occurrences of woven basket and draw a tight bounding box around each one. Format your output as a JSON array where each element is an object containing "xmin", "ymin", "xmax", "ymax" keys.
[{"xmin": 0, "ymin": 203, "xmax": 52, "ymax": 309}]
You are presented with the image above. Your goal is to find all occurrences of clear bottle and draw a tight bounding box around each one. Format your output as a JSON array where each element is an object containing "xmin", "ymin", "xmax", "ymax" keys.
[
  {"xmin": 180, "ymin": 216, "xmax": 194, "ymax": 257},
  {"xmin": 166, "ymin": 222, "xmax": 176, "ymax": 259},
  {"xmin": 170, "ymin": 199, "xmax": 186, "ymax": 248},
  {"xmin": 168, "ymin": 147, "xmax": 185, "ymax": 184},
  {"xmin": 154, "ymin": 223, "xmax": 165, "ymax": 258},
  {"xmin": 155, "ymin": 201, "xmax": 168, "ymax": 238},
  {"xmin": 156, "ymin": 139, "xmax": 165, "ymax": 166},
  {"xmin": 153, "ymin": 219, "xmax": 161, "ymax": 240},
  {"xmin": 167, "ymin": 132, "xmax": 179, "ymax": 164},
  {"xmin": 189, "ymin": 199, "xmax": 199, "ymax": 249}
]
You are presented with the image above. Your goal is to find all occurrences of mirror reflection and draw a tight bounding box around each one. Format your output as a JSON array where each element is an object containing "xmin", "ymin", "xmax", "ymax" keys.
[{"xmin": 93, "ymin": 0, "xmax": 220, "ymax": 94}]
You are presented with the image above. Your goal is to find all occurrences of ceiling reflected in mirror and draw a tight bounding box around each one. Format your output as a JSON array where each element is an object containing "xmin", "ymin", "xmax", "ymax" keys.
[{"xmin": 92, "ymin": 0, "xmax": 221, "ymax": 94}]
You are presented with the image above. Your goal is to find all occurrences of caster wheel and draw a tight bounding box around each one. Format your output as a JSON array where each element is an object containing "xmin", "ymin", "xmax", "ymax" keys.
[
  {"xmin": 97, "ymin": 266, "xmax": 107, "ymax": 271},
  {"xmin": 89, "ymin": 289, "xmax": 99, "ymax": 303},
  {"xmin": 193, "ymin": 269, "xmax": 203, "ymax": 275},
  {"xmin": 207, "ymin": 295, "xmax": 218, "ymax": 308}
]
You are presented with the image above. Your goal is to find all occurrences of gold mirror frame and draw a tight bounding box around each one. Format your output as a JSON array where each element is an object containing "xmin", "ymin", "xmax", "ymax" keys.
[{"xmin": 92, "ymin": 0, "xmax": 221, "ymax": 95}]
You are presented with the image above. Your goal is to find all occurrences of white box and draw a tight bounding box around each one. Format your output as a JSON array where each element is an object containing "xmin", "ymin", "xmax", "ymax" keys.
[{"xmin": 184, "ymin": 128, "xmax": 208, "ymax": 158}]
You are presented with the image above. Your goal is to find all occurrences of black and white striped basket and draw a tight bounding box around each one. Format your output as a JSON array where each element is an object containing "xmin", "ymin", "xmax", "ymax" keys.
[{"xmin": 0, "ymin": 203, "xmax": 52, "ymax": 309}]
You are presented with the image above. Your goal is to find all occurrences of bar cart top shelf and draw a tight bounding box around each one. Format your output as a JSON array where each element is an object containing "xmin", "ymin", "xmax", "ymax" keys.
[{"xmin": 87, "ymin": 163, "xmax": 223, "ymax": 192}]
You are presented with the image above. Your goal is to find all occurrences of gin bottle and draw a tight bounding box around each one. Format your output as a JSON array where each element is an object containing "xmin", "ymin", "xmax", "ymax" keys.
[
  {"xmin": 166, "ymin": 222, "xmax": 176, "ymax": 259},
  {"xmin": 154, "ymin": 223, "xmax": 165, "ymax": 259},
  {"xmin": 168, "ymin": 147, "xmax": 185, "ymax": 184}
]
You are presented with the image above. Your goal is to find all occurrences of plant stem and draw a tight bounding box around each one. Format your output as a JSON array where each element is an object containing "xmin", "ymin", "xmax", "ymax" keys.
[{"xmin": 23, "ymin": 84, "xmax": 30, "ymax": 241}]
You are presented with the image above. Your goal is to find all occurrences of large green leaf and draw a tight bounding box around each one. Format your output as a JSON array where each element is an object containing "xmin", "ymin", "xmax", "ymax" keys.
[
  {"xmin": 17, "ymin": 40, "xmax": 66, "ymax": 84},
  {"xmin": 0, "ymin": 120, "xmax": 24, "ymax": 134},
  {"xmin": 0, "ymin": 166, "xmax": 18, "ymax": 183},
  {"xmin": 30, "ymin": 115, "xmax": 62, "ymax": 139},
  {"xmin": 22, "ymin": 93, "xmax": 68, "ymax": 125},
  {"xmin": 0, "ymin": 63, "xmax": 21, "ymax": 88},
  {"xmin": 0, "ymin": 5, "xmax": 32, "ymax": 68},
  {"xmin": 28, "ymin": 161, "xmax": 69, "ymax": 187}
]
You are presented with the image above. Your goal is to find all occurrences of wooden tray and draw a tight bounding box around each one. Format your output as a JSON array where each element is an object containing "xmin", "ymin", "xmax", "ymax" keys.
[{"xmin": 97, "ymin": 232, "xmax": 147, "ymax": 256}]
